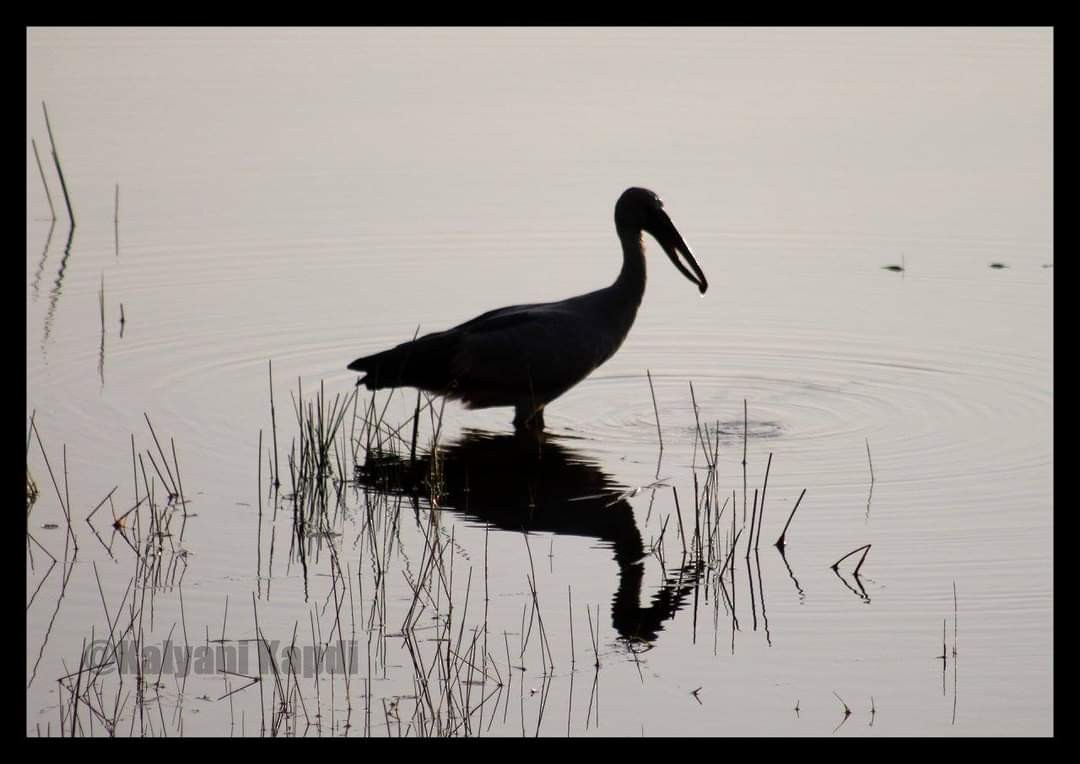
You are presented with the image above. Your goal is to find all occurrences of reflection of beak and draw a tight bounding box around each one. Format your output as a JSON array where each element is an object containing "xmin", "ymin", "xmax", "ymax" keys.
[{"xmin": 653, "ymin": 211, "xmax": 708, "ymax": 294}]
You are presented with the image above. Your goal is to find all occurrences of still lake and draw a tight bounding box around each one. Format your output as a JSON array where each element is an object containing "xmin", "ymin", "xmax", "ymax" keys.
[{"xmin": 27, "ymin": 27, "xmax": 1051, "ymax": 736}]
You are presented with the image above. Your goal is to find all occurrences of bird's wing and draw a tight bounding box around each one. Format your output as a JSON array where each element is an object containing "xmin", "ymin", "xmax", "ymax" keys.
[{"xmin": 448, "ymin": 301, "xmax": 613, "ymax": 409}]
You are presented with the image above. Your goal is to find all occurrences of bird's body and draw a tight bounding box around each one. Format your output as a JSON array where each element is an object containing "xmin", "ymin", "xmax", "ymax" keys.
[{"xmin": 348, "ymin": 188, "xmax": 707, "ymax": 430}]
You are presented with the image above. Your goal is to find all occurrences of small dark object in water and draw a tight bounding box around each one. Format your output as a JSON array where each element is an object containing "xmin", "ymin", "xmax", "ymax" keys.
[
  {"xmin": 882, "ymin": 265, "xmax": 904, "ymax": 272},
  {"xmin": 989, "ymin": 262, "xmax": 1008, "ymax": 269}
]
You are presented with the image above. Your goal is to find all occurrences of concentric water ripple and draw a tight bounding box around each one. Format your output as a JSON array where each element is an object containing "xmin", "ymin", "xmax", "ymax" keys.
[{"xmin": 544, "ymin": 321, "xmax": 1049, "ymax": 497}]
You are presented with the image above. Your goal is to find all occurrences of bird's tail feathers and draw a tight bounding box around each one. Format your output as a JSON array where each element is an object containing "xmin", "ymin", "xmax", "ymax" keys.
[{"xmin": 347, "ymin": 332, "xmax": 458, "ymax": 392}]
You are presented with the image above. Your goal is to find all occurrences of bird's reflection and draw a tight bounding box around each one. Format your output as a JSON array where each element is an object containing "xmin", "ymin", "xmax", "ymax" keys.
[{"xmin": 355, "ymin": 429, "xmax": 700, "ymax": 644}]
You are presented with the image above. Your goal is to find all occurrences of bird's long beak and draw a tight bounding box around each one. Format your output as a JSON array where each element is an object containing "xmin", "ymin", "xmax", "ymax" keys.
[{"xmin": 654, "ymin": 212, "xmax": 708, "ymax": 294}]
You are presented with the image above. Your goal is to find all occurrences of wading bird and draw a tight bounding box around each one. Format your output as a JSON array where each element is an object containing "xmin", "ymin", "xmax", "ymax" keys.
[{"xmin": 348, "ymin": 187, "xmax": 708, "ymax": 431}]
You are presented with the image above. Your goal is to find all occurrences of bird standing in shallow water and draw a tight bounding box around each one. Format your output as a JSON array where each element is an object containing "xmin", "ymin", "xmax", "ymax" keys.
[{"xmin": 348, "ymin": 187, "xmax": 708, "ymax": 432}]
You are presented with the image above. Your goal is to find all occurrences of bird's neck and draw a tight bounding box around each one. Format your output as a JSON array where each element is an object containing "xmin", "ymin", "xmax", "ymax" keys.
[{"xmin": 613, "ymin": 227, "xmax": 647, "ymax": 307}]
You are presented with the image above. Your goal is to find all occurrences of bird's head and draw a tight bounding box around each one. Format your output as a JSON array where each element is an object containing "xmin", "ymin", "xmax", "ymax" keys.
[{"xmin": 615, "ymin": 187, "xmax": 708, "ymax": 294}]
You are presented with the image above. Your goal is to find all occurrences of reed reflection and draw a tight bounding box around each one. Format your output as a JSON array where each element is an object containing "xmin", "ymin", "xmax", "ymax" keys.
[
  {"xmin": 42, "ymin": 228, "xmax": 74, "ymax": 344},
  {"xmin": 356, "ymin": 429, "xmax": 700, "ymax": 644}
]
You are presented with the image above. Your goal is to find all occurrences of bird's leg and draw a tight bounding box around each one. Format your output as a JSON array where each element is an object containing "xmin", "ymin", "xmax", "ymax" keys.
[{"xmin": 513, "ymin": 405, "xmax": 546, "ymax": 432}]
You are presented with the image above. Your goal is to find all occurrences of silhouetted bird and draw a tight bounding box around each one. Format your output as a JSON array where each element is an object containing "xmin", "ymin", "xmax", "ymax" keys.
[{"xmin": 348, "ymin": 188, "xmax": 707, "ymax": 430}]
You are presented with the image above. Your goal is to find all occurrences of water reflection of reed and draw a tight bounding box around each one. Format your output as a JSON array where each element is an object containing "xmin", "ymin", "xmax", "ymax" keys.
[
  {"xmin": 31, "ymin": 218, "xmax": 55, "ymax": 302},
  {"xmin": 37, "ymin": 102, "xmax": 77, "ymax": 349},
  {"xmin": 27, "ymin": 416, "xmax": 192, "ymax": 733},
  {"xmin": 355, "ymin": 429, "xmax": 701, "ymax": 644},
  {"xmin": 42, "ymin": 226, "xmax": 74, "ymax": 348},
  {"xmin": 30, "ymin": 381, "xmax": 891, "ymax": 735}
]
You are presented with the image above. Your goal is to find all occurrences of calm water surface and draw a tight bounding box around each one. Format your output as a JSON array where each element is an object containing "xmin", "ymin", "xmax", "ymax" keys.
[{"xmin": 27, "ymin": 27, "xmax": 1051, "ymax": 736}]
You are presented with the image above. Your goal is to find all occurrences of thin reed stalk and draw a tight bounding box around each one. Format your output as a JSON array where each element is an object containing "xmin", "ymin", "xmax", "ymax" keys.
[
  {"xmin": 831, "ymin": 543, "xmax": 872, "ymax": 575},
  {"xmin": 32, "ymin": 138, "xmax": 56, "ymax": 221},
  {"xmin": 754, "ymin": 452, "xmax": 772, "ymax": 550},
  {"xmin": 646, "ymin": 369, "xmax": 663, "ymax": 454},
  {"xmin": 268, "ymin": 361, "xmax": 280, "ymax": 489},
  {"xmin": 42, "ymin": 102, "xmax": 75, "ymax": 228},
  {"xmin": 742, "ymin": 400, "xmax": 747, "ymax": 525},
  {"xmin": 774, "ymin": 488, "xmax": 806, "ymax": 549}
]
